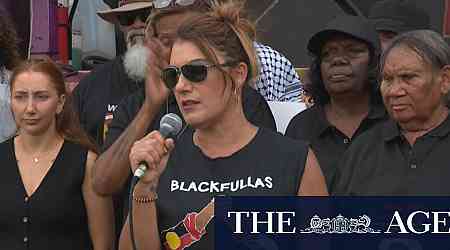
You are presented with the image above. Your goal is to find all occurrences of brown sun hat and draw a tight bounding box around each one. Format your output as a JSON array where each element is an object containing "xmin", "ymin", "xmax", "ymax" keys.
[{"xmin": 97, "ymin": 0, "xmax": 154, "ymax": 24}]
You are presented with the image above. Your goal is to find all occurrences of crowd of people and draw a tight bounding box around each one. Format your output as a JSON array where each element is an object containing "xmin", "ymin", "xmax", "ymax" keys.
[
  {"xmin": 0, "ymin": 8, "xmax": 20, "ymax": 142},
  {"xmin": 0, "ymin": 0, "xmax": 449, "ymax": 249}
]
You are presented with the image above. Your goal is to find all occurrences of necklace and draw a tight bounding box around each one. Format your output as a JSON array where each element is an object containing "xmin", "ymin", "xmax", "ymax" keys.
[
  {"xmin": 16, "ymin": 138, "xmax": 63, "ymax": 166},
  {"xmin": 30, "ymin": 146, "xmax": 60, "ymax": 165},
  {"xmin": 31, "ymin": 155, "xmax": 57, "ymax": 164},
  {"xmin": 26, "ymin": 152, "xmax": 56, "ymax": 166},
  {"xmin": 16, "ymin": 150, "xmax": 57, "ymax": 167}
]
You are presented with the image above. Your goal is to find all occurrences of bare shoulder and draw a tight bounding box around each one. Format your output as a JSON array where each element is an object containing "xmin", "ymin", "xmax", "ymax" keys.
[{"xmin": 86, "ymin": 151, "xmax": 98, "ymax": 170}]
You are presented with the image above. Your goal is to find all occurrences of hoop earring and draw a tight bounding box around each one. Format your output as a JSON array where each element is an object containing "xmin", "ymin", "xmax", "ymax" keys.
[{"xmin": 234, "ymin": 86, "xmax": 240, "ymax": 104}]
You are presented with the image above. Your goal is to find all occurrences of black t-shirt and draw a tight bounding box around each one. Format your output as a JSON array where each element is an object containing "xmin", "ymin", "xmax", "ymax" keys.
[
  {"xmin": 103, "ymin": 84, "xmax": 276, "ymax": 150},
  {"xmin": 71, "ymin": 57, "xmax": 143, "ymax": 243},
  {"xmin": 103, "ymin": 84, "xmax": 277, "ymax": 237},
  {"xmin": 72, "ymin": 56, "xmax": 142, "ymax": 146},
  {"xmin": 156, "ymin": 127, "xmax": 308, "ymax": 249},
  {"xmin": 332, "ymin": 114, "xmax": 450, "ymax": 195},
  {"xmin": 285, "ymin": 102, "xmax": 387, "ymax": 191}
]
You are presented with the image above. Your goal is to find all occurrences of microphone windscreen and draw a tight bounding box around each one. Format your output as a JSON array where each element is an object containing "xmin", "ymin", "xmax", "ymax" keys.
[{"xmin": 159, "ymin": 113, "xmax": 183, "ymax": 138}]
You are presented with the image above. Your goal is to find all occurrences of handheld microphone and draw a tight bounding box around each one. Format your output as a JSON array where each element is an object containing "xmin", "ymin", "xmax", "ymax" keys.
[
  {"xmin": 133, "ymin": 113, "xmax": 183, "ymax": 178},
  {"xmin": 129, "ymin": 113, "xmax": 182, "ymax": 250}
]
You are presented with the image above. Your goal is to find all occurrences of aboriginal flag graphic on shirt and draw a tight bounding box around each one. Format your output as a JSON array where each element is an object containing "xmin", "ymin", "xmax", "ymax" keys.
[{"xmin": 161, "ymin": 199, "xmax": 214, "ymax": 250}]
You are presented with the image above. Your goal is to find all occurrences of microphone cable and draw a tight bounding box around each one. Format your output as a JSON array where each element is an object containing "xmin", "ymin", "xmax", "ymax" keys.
[{"xmin": 129, "ymin": 174, "xmax": 140, "ymax": 250}]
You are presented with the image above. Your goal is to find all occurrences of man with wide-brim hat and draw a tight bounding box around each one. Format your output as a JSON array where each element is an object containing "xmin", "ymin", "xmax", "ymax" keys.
[
  {"xmin": 72, "ymin": 0, "xmax": 155, "ymax": 244},
  {"xmin": 98, "ymin": 0, "xmax": 153, "ymax": 49},
  {"xmin": 73, "ymin": 0, "xmax": 154, "ymax": 145},
  {"xmin": 98, "ymin": 0, "xmax": 153, "ymax": 25}
]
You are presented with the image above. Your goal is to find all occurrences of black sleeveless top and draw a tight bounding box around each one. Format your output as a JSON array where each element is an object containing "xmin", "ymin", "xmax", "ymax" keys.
[
  {"xmin": 156, "ymin": 128, "xmax": 308, "ymax": 250},
  {"xmin": 0, "ymin": 138, "xmax": 93, "ymax": 250}
]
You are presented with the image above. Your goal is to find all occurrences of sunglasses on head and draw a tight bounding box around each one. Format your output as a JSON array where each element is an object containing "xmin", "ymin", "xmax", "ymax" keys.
[
  {"xmin": 161, "ymin": 60, "xmax": 237, "ymax": 90},
  {"xmin": 117, "ymin": 8, "xmax": 151, "ymax": 26},
  {"xmin": 153, "ymin": 0, "xmax": 201, "ymax": 9}
]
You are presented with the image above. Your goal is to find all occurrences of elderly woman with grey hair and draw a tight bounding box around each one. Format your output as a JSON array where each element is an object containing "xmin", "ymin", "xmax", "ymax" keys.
[{"xmin": 332, "ymin": 30, "xmax": 450, "ymax": 195}]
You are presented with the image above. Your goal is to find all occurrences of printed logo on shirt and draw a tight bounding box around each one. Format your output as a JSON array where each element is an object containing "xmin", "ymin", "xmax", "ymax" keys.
[
  {"xmin": 103, "ymin": 104, "xmax": 118, "ymax": 142},
  {"xmin": 170, "ymin": 176, "xmax": 273, "ymax": 193},
  {"xmin": 107, "ymin": 104, "xmax": 118, "ymax": 112},
  {"xmin": 162, "ymin": 199, "xmax": 214, "ymax": 250}
]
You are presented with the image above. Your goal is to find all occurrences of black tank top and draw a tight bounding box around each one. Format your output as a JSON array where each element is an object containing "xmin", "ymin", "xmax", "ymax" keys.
[
  {"xmin": 156, "ymin": 128, "xmax": 308, "ymax": 250},
  {"xmin": 0, "ymin": 138, "xmax": 92, "ymax": 250}
]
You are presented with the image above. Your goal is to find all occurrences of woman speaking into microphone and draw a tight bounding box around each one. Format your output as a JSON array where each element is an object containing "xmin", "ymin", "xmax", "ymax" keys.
[{"xmin": 120, "ymin": 1, "xmax": 328, "ymax": 250}]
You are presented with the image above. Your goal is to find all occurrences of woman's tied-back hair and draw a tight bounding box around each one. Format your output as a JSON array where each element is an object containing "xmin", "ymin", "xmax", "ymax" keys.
[
  {"xmin": 0, "ymin": 9, "xmax": 21, "ymax": 69},
  {"xmin": 145, "ymin": 0, "xmax": 212, "ymax": 39},
  {"xmin": 174, "ymin": 0, "xmax": 259, "ymax": 88},
  {"xmin": 10, "ymin": 59, "xmax": 98, "ymax": 153}
]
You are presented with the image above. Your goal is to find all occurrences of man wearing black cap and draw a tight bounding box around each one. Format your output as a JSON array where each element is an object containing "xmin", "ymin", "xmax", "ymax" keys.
[
  {"xmin": 285, "ymin": 15, "xmax": 387, "ymax": 191},
  {"xmin": 368, "ymin": 0, "xmax": 430, "ymax": 51}
]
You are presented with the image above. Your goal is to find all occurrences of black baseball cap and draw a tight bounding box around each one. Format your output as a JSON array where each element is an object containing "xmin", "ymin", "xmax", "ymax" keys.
[
  {"xmin": 307, "ymin": 15, "xmax": 381, "ymax": 58},
  {"xmin": 368, "ymin": 0, "xmax": 430, "ymax": 34}
]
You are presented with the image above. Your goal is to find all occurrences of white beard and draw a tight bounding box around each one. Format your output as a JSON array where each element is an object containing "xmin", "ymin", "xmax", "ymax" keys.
[{"xmin": 123, "ymin": 41, "xmax": 150, "ymax": 82}]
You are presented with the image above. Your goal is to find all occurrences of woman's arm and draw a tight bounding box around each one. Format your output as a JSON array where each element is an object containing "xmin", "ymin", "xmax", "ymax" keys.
[
  {"xmin": 297, "ymin": 148, "xmax": 328, "ymax": 196},
  {"xmin": 119, "ymin": 183, "xmax": 161, "ymax": 250},
  {"xmin": 119, "ymin": 130, "xmax": 175, "ymax": 250},
  {"xmin": 83, "ymin": 151, "xmax": 115, "ymax": 250}
]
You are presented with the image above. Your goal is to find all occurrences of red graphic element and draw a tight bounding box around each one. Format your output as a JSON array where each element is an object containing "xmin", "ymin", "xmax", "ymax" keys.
[
  {"xmin": 163, "ymin": 199, "xmax": 214, "ymax": 250},
  {"xmin": 56, "ymin": 5, "xmax": 69, "ymax": 64},
  {"xmin": 163, "ymin": 213, "xmax": 206, "ymax": 250},
  {"xmin": 184, "ymin": 213, "xmax": 205, "ymax": 241},
  {"xmin": 444, "ymin": 0, "xmax": 450, "ymax": 37}
]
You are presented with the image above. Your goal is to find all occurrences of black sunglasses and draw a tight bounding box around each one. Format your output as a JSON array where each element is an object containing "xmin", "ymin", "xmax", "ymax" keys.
[
  {"xmin": 117, "ymin": 8, "xmax": 151, "ymax": 26},
  {"xmin": 161, "ymin": 61, "xmax": 237, "ymax": 90}
]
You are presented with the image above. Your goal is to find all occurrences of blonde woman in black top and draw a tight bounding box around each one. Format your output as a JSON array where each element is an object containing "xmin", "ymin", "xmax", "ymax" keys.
[
  {"xmin": 0, "ymin": 60, "xmax": 114, "ymax": 249},
  {"xmin": 119, "ymin": 1, "xmax": 327, "ymax": 250}
]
